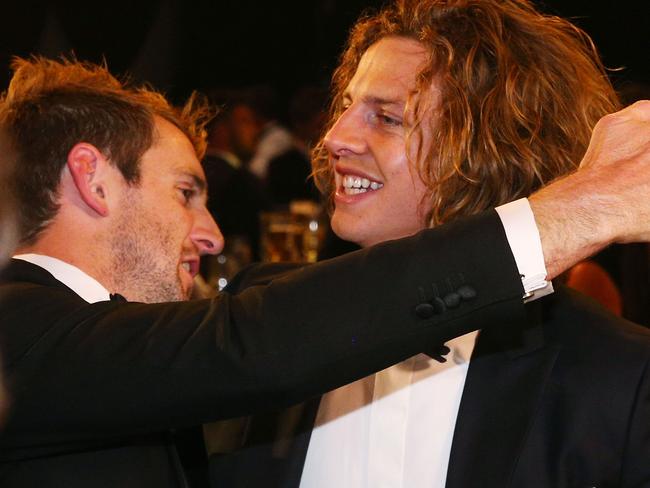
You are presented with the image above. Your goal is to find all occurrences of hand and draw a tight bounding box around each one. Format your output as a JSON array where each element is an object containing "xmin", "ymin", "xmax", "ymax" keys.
[
  {"xmin": 581, "ymin": 100, "xmax": 650, "ymax": 172},
  {"xmin": 530, "ymin": 100, "xmax": 650, "ymax": 278},
  {"xmin": 579, "ymin": 100, "xmax": 650, "ymax": 243}
]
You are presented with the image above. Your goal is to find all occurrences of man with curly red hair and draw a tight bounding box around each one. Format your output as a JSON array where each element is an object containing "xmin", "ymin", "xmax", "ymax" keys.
[{"xmin": 212, "ymin": 1, "xmax": 650, "ymax": 486}]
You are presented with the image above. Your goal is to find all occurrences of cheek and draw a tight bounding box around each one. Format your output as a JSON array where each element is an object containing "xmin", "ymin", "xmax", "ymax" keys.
[
  {"xmin": 179, "ymin": 213, "xmax": 196, "ymax": 242},
  {"xmin": 156, "ymin": 206, "xmax": 194, "ymax": 245},
  {"xmin": 386, "ymin": 168, "xmax": 429, "ymax": 229}
]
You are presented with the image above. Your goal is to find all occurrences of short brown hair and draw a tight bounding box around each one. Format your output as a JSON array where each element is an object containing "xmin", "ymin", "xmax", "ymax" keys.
[
  {"xmin": 0, "ymin": 56, "xmax": 212, "ymax": 244},
  {"xmin": 312, "ymin": 0, "xmax": 620, "ymax": 226}
]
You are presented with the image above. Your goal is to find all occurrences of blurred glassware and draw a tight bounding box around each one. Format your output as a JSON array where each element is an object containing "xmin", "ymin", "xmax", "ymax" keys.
[
  {"xmin": 260, "ymin": 200, "xmax": 327, "ymax": 263},
  {"xmin": 201, "ymin": 235, "xmax": 253, "ymax": 295}
]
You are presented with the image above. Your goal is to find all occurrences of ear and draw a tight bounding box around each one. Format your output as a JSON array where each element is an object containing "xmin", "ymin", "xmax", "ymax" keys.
[{"xmin": 66, "ymin": 143, "xmax": 110, "ymax": 217}]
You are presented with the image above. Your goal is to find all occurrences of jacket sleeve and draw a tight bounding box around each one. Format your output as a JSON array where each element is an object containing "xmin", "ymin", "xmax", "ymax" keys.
[{"xmin": 0, "ymin": 210, "xmax": 525, "ymax": 445}]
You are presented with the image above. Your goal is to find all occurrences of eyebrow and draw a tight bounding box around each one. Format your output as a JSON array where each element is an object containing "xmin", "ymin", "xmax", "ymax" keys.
[
  {"xmin": 365, "ymin": 96, "xmax": 405, "ymax": 108},
  {"xmin": 178, "ymin": 170, "xmax": 207, "ymax": 194},
  {"xmin": 344, "ymin": 92, "xmax": 405, "ymax": 109}
]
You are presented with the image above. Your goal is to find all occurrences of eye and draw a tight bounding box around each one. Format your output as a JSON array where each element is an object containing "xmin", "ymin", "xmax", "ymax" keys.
[
  {"xmin": 378, "ymin": 113, "xmax": 402, "ymax": 127},
  {"xmin": 367, "ymin": 111, "xmax": 403, "ymax": 128},
  {"xmin": 178, "ymin": 187, "xmax": 195, "ymax": 203}
]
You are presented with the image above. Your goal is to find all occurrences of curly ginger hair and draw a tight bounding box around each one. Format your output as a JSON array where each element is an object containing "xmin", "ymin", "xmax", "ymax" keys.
[{"xmin": 312, "ymin": 0, "xmax": 620, "ymax": 226}]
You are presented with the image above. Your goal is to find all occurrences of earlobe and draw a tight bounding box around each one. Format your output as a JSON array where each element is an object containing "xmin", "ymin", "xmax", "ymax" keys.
[{"xmin": 67, "ymin": 143, "xmax": 110, "ymax": 217}]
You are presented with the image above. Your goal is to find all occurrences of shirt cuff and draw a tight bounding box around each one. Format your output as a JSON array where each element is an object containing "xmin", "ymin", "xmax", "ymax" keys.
[{"xmin": 495, "ymin": 198, "xmax": 554, "ymax": 302}]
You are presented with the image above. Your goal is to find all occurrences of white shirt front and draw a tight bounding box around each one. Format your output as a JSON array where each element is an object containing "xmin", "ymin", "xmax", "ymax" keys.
[
  {"xmin": 300, "ymin": 198, "xmax": 549, "ymax": 487},
  {"xmin": 12, "ymin": 253, "xmax": 110, "ymax": 304},
  {"xmin": 301, "ymin": 331, "xmax": 478, "ymax": 488}
]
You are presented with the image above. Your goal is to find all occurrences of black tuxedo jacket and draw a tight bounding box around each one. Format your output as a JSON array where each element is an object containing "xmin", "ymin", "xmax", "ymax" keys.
[
  {"xmin": 209, "ymin": 288, "xmax": 650, "ymax": 488},
  {"xmin": 0, "ymin": 212, "xmax": 526, "ymax": 487}
]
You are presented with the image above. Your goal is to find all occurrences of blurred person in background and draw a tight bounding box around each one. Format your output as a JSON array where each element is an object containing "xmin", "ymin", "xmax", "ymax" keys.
[
  {"xmin": 266, "ymin": 86, "xmax": 328, "ymax": 206},
  {"xmin": 201, "ymin": 89, "xmax": 267, "ymax": 272},
  {"xmin": 0, "ymin": 128, "xmax": 16, "ymax": 266},
  {"xmin": 209, "ymin": 1, "xmax": 650, "ymax": 487},
  {"xmin": 0, "ymin": 127, "xmax": 17, "ymax": 426},
  {"xmin": 246, "ymin": 85, "xmax": 295, "ymax": 181}
]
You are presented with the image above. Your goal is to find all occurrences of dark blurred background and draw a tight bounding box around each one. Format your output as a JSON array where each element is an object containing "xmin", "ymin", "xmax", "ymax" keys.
[{"xmin": 1, "ymin": 0, "xmax": 648, "ymax": 104}]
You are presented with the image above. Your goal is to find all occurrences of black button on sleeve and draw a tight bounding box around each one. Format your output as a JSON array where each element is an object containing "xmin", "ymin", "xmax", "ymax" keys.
[
  {"xmin": 415, "ymin": 302, "xmax": 435, "ymax": 319},
  {"xmin": 431, "ymin": 296, "xmax": 446, "ymax": 314},
  {"xmin": 443, "ymin": 292, "xmax": 461, "ymax": 308},
  {"xmin": 457, "ymin": 285, "xmax": 477, "ymax": 300}
]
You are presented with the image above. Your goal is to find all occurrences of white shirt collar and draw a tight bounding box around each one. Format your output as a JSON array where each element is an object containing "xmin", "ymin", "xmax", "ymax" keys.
[{"xmin": 13, "ymin": 253, "xmax": 111, "ymax": 304}]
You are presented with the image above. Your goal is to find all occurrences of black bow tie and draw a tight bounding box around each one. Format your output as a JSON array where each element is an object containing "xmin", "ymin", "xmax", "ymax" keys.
[
  {"xmin": 109, "ymin": 293, "xmax": 128, "ymax": 303},
  {"xmin": 426, "ymin": 344, "xmax": 451, "ymax": 363}
]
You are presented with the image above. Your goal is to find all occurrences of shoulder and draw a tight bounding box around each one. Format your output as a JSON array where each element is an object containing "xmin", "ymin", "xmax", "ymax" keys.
[
  {"xmin": 539, "ymin": 285, "xmax": 650, "ymax": 361},
  {"xmin": 0, "ymin": 268, "xmax": 92, "ymax": 368},
  {"xmin": 1, "ymin": 259, "xmax": 87, "ymax": 314},
  {"xmin": 224, "ymin": 262, "xmax": 305, "ymax": 294}
]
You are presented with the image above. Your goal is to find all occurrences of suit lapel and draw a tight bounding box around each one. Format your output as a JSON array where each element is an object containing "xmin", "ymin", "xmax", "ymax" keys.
[
  {"xmin": 276, "ymin": 396, "xmax": 321, "ymax": 487},
  {"xmin": 445, "ymin": 301, "xmax": 559, "ymax": 488},
  {"xmin": 209, "ymin": 397, "xmax": 321, "ymax": 487}
]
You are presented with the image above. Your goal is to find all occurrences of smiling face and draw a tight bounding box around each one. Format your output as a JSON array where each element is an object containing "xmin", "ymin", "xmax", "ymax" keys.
[
  {"xmin": 105, "ymin": 117, "xmax": 223, "ymax": 303},
  {"xmin": 325, "ymin": 37, "xmax": 432, "ymax": 248}
]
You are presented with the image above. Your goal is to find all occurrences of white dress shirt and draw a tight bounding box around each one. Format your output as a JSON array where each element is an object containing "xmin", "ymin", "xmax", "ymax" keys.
[
  {"xmin": 300, "ymin": 198, "xmax": 550, "ymax": 487},
  {"xmin": 12, "ymin": 253, "xmax": 110, "ymax": 304},
  {"xmin": 301, "ymin": 332, "xmax": 478, "ymax": 488}
]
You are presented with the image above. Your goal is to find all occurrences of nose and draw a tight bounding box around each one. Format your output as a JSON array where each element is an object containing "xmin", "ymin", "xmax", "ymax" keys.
[
  {"xmin": 323, "ymin": 105, "xmax": 367, "ymax": 158},
  {"xmin": 191, "ymin": 207, "xmax": 225, "ymax": 256}
]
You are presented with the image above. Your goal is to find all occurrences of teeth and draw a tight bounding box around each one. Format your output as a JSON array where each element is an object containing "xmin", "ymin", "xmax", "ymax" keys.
[
  {"xmin": 181, "ymin": 262, "xmax": 191, "ymax": 272},
  {"xmin": 341, "ymin": 174, "xmax": 383, "ymax": 194}
]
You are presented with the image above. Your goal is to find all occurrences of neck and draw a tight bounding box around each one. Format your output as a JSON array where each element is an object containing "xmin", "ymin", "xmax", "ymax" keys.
[{"xmin": 17, "ymin": 220, "xmax": 110, "ymax": 293}]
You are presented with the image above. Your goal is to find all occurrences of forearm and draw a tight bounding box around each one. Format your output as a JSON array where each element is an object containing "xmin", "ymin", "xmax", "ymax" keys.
[{"xmin": 529, "ymin": 171, "xmax": 615, "ymax": 280}]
